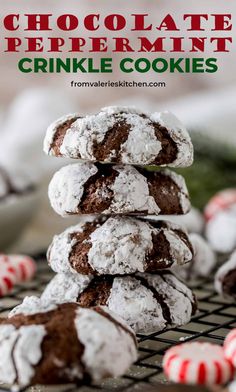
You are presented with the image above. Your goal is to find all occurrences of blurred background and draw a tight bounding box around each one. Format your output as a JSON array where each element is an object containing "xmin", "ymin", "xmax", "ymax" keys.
[{"xmin": 1, "ymin": 0, "xmax": 236, "ymax": 254}]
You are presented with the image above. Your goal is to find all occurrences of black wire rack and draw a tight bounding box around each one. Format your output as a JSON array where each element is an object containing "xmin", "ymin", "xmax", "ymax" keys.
[{"xmin": 0, "ymin": 254, "xmax": 235, "ymax": 392}]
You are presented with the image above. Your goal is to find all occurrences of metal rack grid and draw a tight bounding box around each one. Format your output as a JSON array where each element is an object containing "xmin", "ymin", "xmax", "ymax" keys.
[{"xmin": 0, "ymin": 255, "xmax": 235, "ymax": 392}]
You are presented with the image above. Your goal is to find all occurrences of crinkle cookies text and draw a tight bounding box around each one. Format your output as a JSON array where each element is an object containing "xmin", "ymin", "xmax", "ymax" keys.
[{"xmin": 2, "ymin": 13, "xmax": 233, "ymax": 73}]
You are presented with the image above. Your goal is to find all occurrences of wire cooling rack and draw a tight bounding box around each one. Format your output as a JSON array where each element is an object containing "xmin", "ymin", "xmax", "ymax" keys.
[{"xmin": 0, "ymin": 254, "xmax": 235, "ymax": 392}]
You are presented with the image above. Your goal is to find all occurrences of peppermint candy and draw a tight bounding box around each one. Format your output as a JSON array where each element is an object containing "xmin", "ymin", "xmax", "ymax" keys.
[
  {"xmin": 163, "ymin": 342, "xmax": 234, "ymax": 385},
  {"xmin": 224, "ymin": 329, "xmax": 236, "ymax": 368},
  {"xmin": 0, "ymin": 254, "xmax": 36, "ymax": 296},
  {"xmin": 204, "ymin": 189, "xmax": 236, "ymax": 221}
]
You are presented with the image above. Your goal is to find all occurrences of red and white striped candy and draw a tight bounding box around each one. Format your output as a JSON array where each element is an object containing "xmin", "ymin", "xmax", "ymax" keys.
[
  {"xmin": 163, "ymin": 342, "xmax": 234, "ymax": 385},
  {"xmin": 0, "ymin": 254, "xmax": 36, "ymax": 296},
  {"xmin": 224, "ymin": 329, "xmax": 236, "ymax": 367},
  {"xmin": 204, "ymin": 189, "xmax": 236, "ymax": 221},
  {"xmin": 8, "ymin": 255, "xmax": 36, "ymax": 282},
  {"xmin": 0, "ymin": 254, "xmax": 18, "ymax": 296}
]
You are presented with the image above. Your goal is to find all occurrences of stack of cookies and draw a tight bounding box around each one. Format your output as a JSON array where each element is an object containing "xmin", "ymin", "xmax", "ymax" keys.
[{"xmin": 42, "ymin": 106, "xmax": 197, "ymax": 333}]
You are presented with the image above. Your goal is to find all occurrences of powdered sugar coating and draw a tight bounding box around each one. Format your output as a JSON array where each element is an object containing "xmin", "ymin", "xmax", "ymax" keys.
[
  {"xmin": 44, "ymin": 106, "xmax": 193, "ymax": 167},
  {"xmin": 47, "ymin": 216, "xmax": 192, "ymax": 275},
  {"xmin": 60, "ymin": 106, "xmax": 145, "ymax": 161},
  {"xmin": 150, "ymin": 111, "xmax": 193, "ymax": 167},
  {"xmin": 164, "ymin": 228, "xmax": 192, "ymax": 267},
  {"xmin": 39, "ymin": 273, "xmax": 90, "ymax": 306},
  {"xmin": 60, "ymin": 110, "xmax": 116, "ymax": 160},
  {"xmin": 0, "ymin": 324, "xmax": 46, "ymax": 388},
  {"xmin": 147, "ymin": 273, "xmax": 194, "ymax": 326},
  {"xmin": 101, "ymin": 106, "xmax": 144, "ymax": 116},
  {"xmin": 215, "ymin": 250, "xmax": 236, "ymax": 298},
  {"xmin": 0, "ymin": 325, "xmax": 18, "ymax": 384},
  {"xmin": 47, "ymin": 221, "xmax": 86, "ymax": 274},
  {"xmin": 88, "ymin": 217, "xmax": 153, "ymax": 274},
  {"xmin": 108, "ymin": 274, "xmax": 195, "ymax": 332},
  {"xmin": 8, "ymin": 296, "xmax": 57, "ymax": 318},
  {"xmin": 41, "ymin": 273, "xmax": 93, "ymax": 304},
  {"xmin": 163, "ymin": 169, "xmax": 190, "ymax": 214},
  {"xmin": 43, "ymin": 113, "xmax": 80, "ymax": 155},
  {"xmin": 118, "ymin": 113, "xmax": 162, "ymax": 164},
  {"xmin": 2, "ymin": 303, "xmax": 137, "ymax": 388},
  {"xmin": 48, "ymin": 163, "xmax": 190, "ymax": 216},
  {"xmin": 59, "ymin": 107, "xmax": 143, "ymax": 160},
  {"xmin": 108, "ymin": 276, "xmax": 166, "ymax": 333},
  {"xmin": 108, "ymin": 165, "xmax": 160, "ymax": 214},
  {"xmin": 14, "ymin": 325, "xmax": 46, "ymax": 387},
  {"xmin": 40, "ymin": 272, "xmax": 196, "ymax": 333},
  {"xmin": 48, "ymin": 162, "xmax": 98, "ymax": 217},
  {"xmin": 74, "ymin": 307, "xmax": 137, "ymax": 381}
]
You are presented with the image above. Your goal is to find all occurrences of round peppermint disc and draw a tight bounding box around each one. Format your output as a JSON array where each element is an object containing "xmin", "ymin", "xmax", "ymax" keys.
[
  {"xmin": 224, "ymin": 329, "xmax": 236, "ymax": 367},
  {"xmin": 204, "ymin": 189, "xmax": 236, "ymax": 221},
  {"xmin": 163, "ymin": 342, "xmax": 234, "ymax": 385}
]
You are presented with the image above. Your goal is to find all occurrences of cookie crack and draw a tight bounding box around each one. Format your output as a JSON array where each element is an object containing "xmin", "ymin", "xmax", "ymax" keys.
[
  {"xmin": 146, "ymin": 231, "xmax": 173, "ymax": 270},
  {"xmin": 10, "ymin": 334, "xmax": 20, "ymax": 387},
  {"xmin": 93, "ymin": 117, "xmax": 131, "ymax": 162},
  {"xmin": 134, "ymin": 275, "xmax": 171, "ymax": 325},
  {"xmin": 173, "ymin": 229, "xmax": 194, "ymax": 256},
  {"xmin": 51, "ymin": 116, "xmax": 80, "ymax": 155},
  {"xmin": 161, "ymin": 273, "xmax": 197, "ymax": 315},
  {"xmin": 77, "ymin": 276, "xmax": 114, "ymax": 307},
  {"xmin": 139, "ymin": 169, "xmax": 184, "ymax": 215},
  {"xmin": 77, "ymin": 164, "xmax": 118, "ymax": 214},
  {"xmin": 153, "ymin": 123, "xmax": 178, "ymax": 165},
  {"xmin": 69, "ymin": 221, "xmax": 100, "ymax": 275}
]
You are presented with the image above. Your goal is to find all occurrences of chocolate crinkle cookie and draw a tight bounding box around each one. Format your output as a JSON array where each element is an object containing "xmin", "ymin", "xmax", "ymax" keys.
[
  {"xmin": 215, "ymin": 250, "xmax": 236, "ymax": 300},
  {"xmin": 43, "ymin": 106, "xmax": 193, "ymax": 167},
  {"xmin": 3, "ymin": 302, "xmax": 137, "ymax": 389},
  {"xmin": 48, "ymin": 162, "xmax": 190, "ymax": 216},
  {"xmin": 12, "ymin": 271, "xmax": 197, "ymax": 334},
  {"xmin": 47, "ymin": 216, "xmax": 194, "ymax": 275}
]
